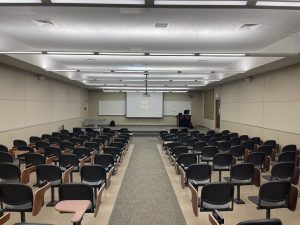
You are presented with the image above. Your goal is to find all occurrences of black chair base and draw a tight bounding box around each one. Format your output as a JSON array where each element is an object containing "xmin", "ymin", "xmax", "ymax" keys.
[
  {"xmin": 234, "ymin": 198, "xmax": 245, "ymax": 204},
  {"xmin": 46, "ymin": 201, "xmax": 58, "ymax": 207}
]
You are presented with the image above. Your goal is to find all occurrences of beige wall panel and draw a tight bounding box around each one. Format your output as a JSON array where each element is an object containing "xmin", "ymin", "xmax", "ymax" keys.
[
  {"xmin": 52, "ymin": 102, "xmax": 69, "ymax": 121},
  {"xmin": 237, "ymin": 102, "xmax": 263, "ymax": 127},
  {"xmin": 191, "ymin": 92, "xmax": 202, "ymax": 126},
  {"xmin": 221, "ymin": 103, "xmax": 238, "ymax": 122},
  {"xmin": 264, "ymin": 65, "xmax": 300, "ymax": 102},
  {"xmin": 68, "ymin": 86, "xmax": 82, "ymax": 102},
  {"xmin": 67, "ymin": 102, "xmax": 82, "ymax": 118},
  {"xmin": 51, "ymin": 81, "xmax": 69, "ymax": 102},
  {"xmin": 164, "ymin": 93, "xmax": 190, "ymax": 101},
  {"xmin": 0, "ymin": 67, "xmax": 25, "ymax": 100},
  {"xmin": 0, "ymin": 100, "xmax": 25, "ymax": 131},
  {"xmin": 220, "ymin": 82, "xmax": 238, "ymax": 104},
  {"xmin": 26, "ymin": 101, "xmax": 52, "ymax": 126},
  {"xmin": 264, "ymin": 101, "xmax": 300, "ymax": 134},
  {"xmin": 237, "ymin": 76, "xmax": 264, "ymax": 103},
  {"xmin": 24, "ymin": 74, "xmax": 52, "ymax": 101}
]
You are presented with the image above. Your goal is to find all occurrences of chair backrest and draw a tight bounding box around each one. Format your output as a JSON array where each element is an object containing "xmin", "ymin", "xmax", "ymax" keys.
[
  {"xmin": 0, "ymin": 183, "xmax": 33, "ymax": 210},
  {"xmin": 13, "ymin": 139, "xmax": 27, "ymax": 148},
  {"xmin": 36, "ymin": 164, "xmax": 62, "ymax": 182},
  {"xmin": 58, "ymin": 183, "xmax": 94, "ymax": 208},
  {"xmin": 220, "ymin": 135, "xmax": 231, "ymax": 141},
  {"xmin": 94, "ymin": 154, "xmax": 115, "ymax": 168},
  {"xmin": 186, "ymin": 164, "xmax": 211, "ymax": 182},
  {"xmin": 60, "ymin": 141, "xmax": 74, "ymax": 151},
  {"xmin": 230, "ymin": 132, "xmax": 239, "ymax": 138},
  {"xmin": 70, "ymin": 137, "xmax": 84, "ymax": 146},
  {"xmin": 170, "ymin": 128, "xmax": 178, "ymax": 134},
  {"xmin": 80, "ymin": 165, "xmax": 106, "ymax": 182},
  {"xmin": 84, "ymin": 142, "xmax": 99, "ymax": 152},
  {"xmin": 230, "ymin": 145, "xmax": 245, "ymax": 158},
  {"xmin": 271, "ymin": 162, "xmax": 295, "ymax": 180},
  {"xmin": 0, "ymin": 163, "xmax": 21, "ymax": 183},
  {"xmin": 177, "ymin": 153, "xmax": 197, "ymax": 166},
  {"xmin": 103, "ymin": 147, "xmax": 120, "ymax": 159},
  {"xmin": 202, "ymin": 146, "xmax": 218, "ymax": 158},
  {"xmin": 278, "ymin": 151, "xmax": 296, "ymax": 163},
  {"xmin": 237, "ymin": 219, "xmax": 282, "ymax": 225},
  {"xmin": 35, "ymin": 141, "xmax": 49, "ymax": 150},
  {"xmin": 221, "ymin": 130, "xmax": 230, "ymax": 134},
  {"xmin": 29, "ymin": 136, "xmax": 41, "ymax": 144},
  {"xmin": 0, "ymin": 144, "xmax": 8, "ymax": 152},
  {"xmin": 239, "ymin": 135, "xmax": 249, "ymax": 142},
  {"xmin": 44, "ymin": 146, "xmax": 61, "ymax": 158},
  {"xmin": 264, "ymin": 140, "xmax": 277, "ymax": 149},
  {"xmin": 171, "ymin": 146, "xmax": 188, "ymax": 157},
  {"xmin": 208, "ymin": 137, "xmax": 220, "ymax": 146},
  {"xmin": 193, "ymin": 141, "xmax": 207, "ymax": 153},
  {"xmin": 243, "ymin": 141, "xmax": 255, "ymax": 151},
  {"xmin": 213, "ymin": 153, "xmax": 233, "ymax": 167},
  {"xmin": 0, "ymin": 152, "xmax": 13, "ymax": 163},
  {"xmin": 60, "ymin": 129, "xmax": 69, "ymax": 135},
  {"xmin": 258, "ymin": 145, "xmax": 273, "ymax": 156},
  {"xmin": 218, "ymin": 141, "xmax": 231, "ymax": 152},
  {"xmin": 200, "ymin": 182, "xmax": 234, "ymax": 211},
  {"xmin": 91, "ymin": 138, "xmax": 106, "ymax": 146},
  {"xmin": 74, "ymin": 147, "xmax": 90, "ymax": 159},
  {"xmin": 59, "ymin": 154, "xmax": 79, "ymax": 170},
  {"xmin": 17, "ymin": 146, "xmax": 34, "ymax": 153},
  {"xmin": 25, "ymin": 153, "xmax": 46, "ymax": 167},
  {"xmin": 230, "ymin": 163, "xmax": 254, "ymax": 182},
  {"xmin": 246, "ymin": 152, "xmax": 266, "ymax": 168},
  {"xmin": 258, "ymin": 181, "xmax": 291, "ymax": 207},
  {"xmin": 250, "ymin": 137, "xmax": 261, "ymax": 146},
  {"xmin": 282, "ymin": 144, "xmax": 297, "ymax": 152},
  {"xmin": 41, "ymin": 134, "xmax": 51, "ymax": 141},
  {"xmin": 207, "ymin": 130, "xmax": 215, "ymax": 136},
  {"xmin": 230, "ymin": 137, "xmax": 240, "ymax": 146},
  {"xmin": 52, "ymin": 132, "xmax": 61, "ymax": 138},
  {"xmin": 49, "ymin": 137, "xmax": 62, "ymax": 146}
]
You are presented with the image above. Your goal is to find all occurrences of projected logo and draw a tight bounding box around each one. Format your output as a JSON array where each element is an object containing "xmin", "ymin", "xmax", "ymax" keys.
[{"xmin": 140, "ymin": 99, "xmax": 149, "ymax": 109}]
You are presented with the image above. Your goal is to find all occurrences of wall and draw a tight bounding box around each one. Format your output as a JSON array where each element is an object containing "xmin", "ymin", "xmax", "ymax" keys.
[
  {"xmin": 88, "ymin": 91, "xmax": 203, "ymax": 126},
  {"xmin": 220, "ymin": 63, "xmax": 300, "ymax": 146},
  {"xmin": 0, "ymin": 63, "xmax": 87, "ymax": 147}
]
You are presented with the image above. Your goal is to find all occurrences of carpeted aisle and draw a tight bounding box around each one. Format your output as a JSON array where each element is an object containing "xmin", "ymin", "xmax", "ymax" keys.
[{"xmin": 108, "ymin": 137, "xmax": 187, "ymax": 225}]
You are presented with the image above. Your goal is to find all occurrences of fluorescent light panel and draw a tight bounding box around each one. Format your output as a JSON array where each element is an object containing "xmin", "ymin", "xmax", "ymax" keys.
[
  {"xmin": 0, "ymin": 0, "xmax": 41, "ymax": 2},
  {"xmin": 200, "ymin": 53, "xmax": 246, "ymax": 56},
  {"xmin": 47, "ymin": 69, "xmax": 78, "ymax": 72},
  {"xmin": 100, "ymin": 52, "xmax": 145, "ymax": 56},
  {"xmin": 256, "ymin": 1, "xmax": 300, "ymax": 7},
  {"xmin": 48, "ymin": 51, "xmax": 94, "ymax": 55},
  {"xmin": 0, "ymin": 51, "xmax": 42, "ymax": 54},
  {"xmin": 154, "ymin": 0, "xmax": 247, "ymax": 6},
  {"xmin": 149, "ymin": 53, "xmax": 195, "ymax": 56},
  {"xmin": 51, "ymin": 0, "xmax": 145, "ymax": 4}
]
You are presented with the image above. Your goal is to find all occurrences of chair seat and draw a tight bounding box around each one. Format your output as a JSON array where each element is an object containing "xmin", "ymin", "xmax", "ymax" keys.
[
  {"xmin": 259, "ymin": 199, "xmax": 286, "ymax": 209},
  {"xmin": 200, "ymin": 199, "xmax": 231, "ymax": 210},
  {"xmin": 82, "ymin": 179, "xmax": 105, "ymax": 187},
  {"xmin": 5, "ymin": 202, "xmax": 32, "ymax": 211},
  {"xmin": 201, "ymin": 156, "xmax": 213, "ymax": 161},
  {"xmin": 214, "ymin": 165, "xmax": 230, "ymax": 170},
  {"xmin": 231, "ymin": 178, "xmax": 252, "ymax": 184},
  {"xmin": 188, "ymin": 178, "xmax": 210, "ymax": 186}
]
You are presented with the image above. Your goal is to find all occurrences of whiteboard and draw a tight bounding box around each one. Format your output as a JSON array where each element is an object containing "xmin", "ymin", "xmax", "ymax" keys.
[
  {"xmin": 99, "ymin": 100, "xmax": 125, "ymax": 115},
  {"xmin": 164, "ymin": 101, "xmax": 191, "ymax": 116}
]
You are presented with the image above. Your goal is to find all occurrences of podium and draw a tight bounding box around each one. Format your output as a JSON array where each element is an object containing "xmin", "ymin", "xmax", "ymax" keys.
[{"xmin": 177, "ymin": 114, "xmax": 191, "ymax": 128}]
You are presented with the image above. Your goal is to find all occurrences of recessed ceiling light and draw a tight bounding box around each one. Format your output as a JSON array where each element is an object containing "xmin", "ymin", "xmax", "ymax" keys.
[
  {"xmin": 256, "ymin": 1, "xmax": 300, "ymax": 7},
  {"xmin": 154, "ymin": 22, "xmax": 169, "ymax": 29},
  {"xmin": 154, "ymin": 0, "xmax": 247, "ymax": 6},
  {"xmin": 0, "ymin": 0, "xmax": 41, "ymax": 3},
  {"xmin": 239, "ymin": 23, "xmax": 262, "ymax": 30},
  {"xmin": 47, "ymin": 69, "xmax": 78, "ymax": 72},
  {"xmin": 149, "ymin": 53, "xmax": 195, "ymax": 56},
  {"xmin": 100, "ymin": 52, "xmax": 145, "ymax": 56},
  {"xmin": 51, "ymin": 0, "xmax": 145, "ymax": 4}
]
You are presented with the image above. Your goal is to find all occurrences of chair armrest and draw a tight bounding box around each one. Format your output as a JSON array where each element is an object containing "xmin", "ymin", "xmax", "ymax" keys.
[
  {"xmin": 178, "ymin": 166, "xmax": 186, "ymax": 189},
  {"xmin": 106, "ymin": 167, "xmax": 114, "ymax": 189},
  {"xmin": 94, "ymin": 181, "xmax": 105, "ymax": 217},
  {"xmin": 288, "ymin": 185, "xmax": 299, "ymax": 211},
  {"xmin": 20, "ymin": 165, "xmax": 36, "ymax": 184},
  {"xmin": 8, "ymin": 148, "xmax": 15, "ymax": 158},
  {"xmin": 0, "ymin": 212, "xmax": 10, "ymax": 224},
  {"xmin": 264, "ymin": 156, "xmax": 271, "ymax": 171},
  {"xmin": 79, "ymin": 156, "xmax": 87, "ymax": 167},
  {"xmin": 32, "ymin": 183, "xmax": 51, "ymax": 216},
  {"xmin": 292, "ymin": 167, "xmax": 300, "ymax": 185},
  {"xmin": 244, "ymin": 149, "xmax": 249, "ymax": 162},
  {"xmin": 271, "ymin": 149, "xmax": 276, "ymax": 161},
  {"xmin": 253, "ymin": 167, "xmax": 261, "ymax": 187},
  {"xmin": 63, "ymin": 166, "xmax": 74, "ymax": 183},
  {"xmin": 188, "ymin": 182, "xmax": 199, "ymax": 217}
]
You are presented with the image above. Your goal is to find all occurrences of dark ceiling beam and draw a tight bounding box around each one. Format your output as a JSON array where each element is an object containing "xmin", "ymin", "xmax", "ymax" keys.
[
  {"xmin": 247, "ymin": 0, "xmax": 258, "ymax": 7},
  {"xmin": 145, "ymin": 0, "xmax": 154, "ymax": 7},
  {"xmin": 41, "ymin": 0, "xmax": 52, "ymax": 5}
]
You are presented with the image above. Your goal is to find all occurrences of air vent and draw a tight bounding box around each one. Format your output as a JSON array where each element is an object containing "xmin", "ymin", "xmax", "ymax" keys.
[
  {"xmin": 239, "ymin": 23, "xmax": 261, "ymax": 30},
  {"xmin": 154, "ymin": 22, "xmax": 169, "ymax": 29},
  {"xmin": 33, "ymin": 19, "xmax": 55, "ymax": 26}
]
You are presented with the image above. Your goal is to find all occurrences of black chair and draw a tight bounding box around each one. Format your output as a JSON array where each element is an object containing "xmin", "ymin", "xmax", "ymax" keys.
[
  {"xmin": 44, "ymin": 147, "xmax": 61, "ymax": 165},
  {"xmin": 59, "ymin": 154, "xmax": 80, "ymax": 182},
  {"xmin": 243, "ymin": 141, "xmax": 255, "ymax": 152},
  {"xmin": 60, "ymin": 129, "xmax": 69, "ymax": 135},
  {"xmin": 25, "ymin": 153, "xmax": 46, "ymax": 168},
  {"xmin": 277, "ymin": 151, "xmax": 299, "ymax": 166},
  {"xmin": 236, "ymin": 219, "xmax": 282, "ymax": 225},
  {"xmin": 0, "ymin": 152, "xmax": 13, "ymax": 163},
  {"xmin": 58, "ymin": 183, "xmax": 95, "ymax": 213},
  {"xmin": 0, "ymin": 145, "xmax": 8, "ymax": 152},
  {"xmin": 80, "ymin": 165, "xmax": 107, "ymax": 195},
  {"xmin": 250, "ymin": 137, "xmax": 262, "ymax": 148},
  {"xmin": 60, "ymin": 141, "xmax": 74, "ymax": 153},
  {"xmin": 221, "ymin": 130, "xmax": 230, "ymax": 134},
  {"xmin": 94, "ymin": 154, "xmax": 116, "ymax": 174},
  {"xmin": 165, "ymin": 142, "xmax": 181, "ymax": 154},
  {"xmin": 170, "ymin": 146, "xmax": 188, "ymax": 164},
  {"xmin": 213, "ymin": 153, "xmax": 233, "ymax": 182},
  {"xmin": 41, "ymin": 134, "xmax": 51, "ymax": 142},
  {"xmin": 220, "ymin": 135, "xmax": 231, "ymax": 141},
  {"xmin": 189, "ymin": 182, "xmax": 234, "ymax": 216},
  {"xmin": 29, "ymin": 136, "xmax": 42, "ymax": 147},
  {"xmin": 13, "ymin": 140, "xmax": 27, "ymax": 148},
  {"xmin": 185, "ymin": 138, "xmax": 198, "ymax": 151},
  {"xmin": 170, "ymin": 128, "xmax": 179, "ymax": 135},
  {"xmin": 208, "ymin": 137, "xmax": 220, "ymax": 147},
  {"xmin": 70, "ymin": 137, "xmax": 84, "ymax": 147},
  {"xmin": 246, "ymin": 152, "xmax": 268, "ymax": 171},
  {"xmin": 35, "ymin": 141, "xmax": 49, "ymax": 153},
  {"xmin": 103, "ymin": 147, "xmax": 121, "ymax": 163},
  {"xmin": 264, "ymin": 140, "xmax": 278, "ymax": 152},
  {"xmin": 183, "ymin": 164, "xmax": 211, "ymax": 189},
  {"xmin": 199, "ymin": 135, "xmax": 212, "ymax": 143},
  {"xmin": 49, "ymin": 137, "xmax": 62, "ymax": 146},
  {"xmin": 230, "ymin": 137, "xmax": 240, "ymax": 146},
  {"xmin": 230, "ymin": 132, "xmax": 239, "ymax": 138},
  {"xmin": 248, "ymin": 180, "xmax": 298, "ymax": 218},
  {"xmin": 218, "ymin": 141, "xmax": 231, "ymax": 153},
  {"xmin": 230, "ymin": 145, "xmax": 245, "ymax": 161},
  {"xmin": 176, "ymin": 153, "xmax": 197, "ymax": 173},
  {"xmin": 228, "ymin": 163, "xmax": 260, "ymax": 204},
  {"xmin": 281, "ymin": 144, "xmax": 297, "ymax": 152},
  {"xmin": 190, "ymin": 130, "xmax": 200, "ymax": 137},
  {"xmin": 0, "ymin": 183, "xmax": 50, "ymax": 223},
  {"xmin": 16, "ymin": 146, "xmax": 34, "ymax": 167},
  {"xmin": 201, "ymin": 146, "xmax": 218, "ymax": 164},
  {"xmin": 269, "ymin": 162, "xmax": 296, "ymax": 182},
  {"xmin": 239, "ymin": 135, "xmax": 249, "ymax": 143},
  {"xmin": 36, "ymin": 165, "xmax": 62, "ymax": 206},
  {"xmin": 0, "ymin": 163, "xmax": 21, "ymax": 183},
  {"xmin": 193, "ymin": 141, "xmax": 207, "ymax": 157},
  {"xmin": 74, "ymin": 147, "xmax": 92, "ymax": 162},
  {"xmin": 52, "ymin": 132, "xmax": 61, "ymax": 138},
  {"xmin": 84, "ymin": 142, "xmax": 100, "ymax": 154},
  {"xmin": 207, "ymin": 130, "xmax": 215, "ymax": 136},
  {"xmin": 258, "ymin": 145, "xmax": 275, "ymax": 161}
]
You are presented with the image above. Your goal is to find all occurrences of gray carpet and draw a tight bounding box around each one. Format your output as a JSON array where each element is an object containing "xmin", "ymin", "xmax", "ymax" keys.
[{"xmin": 108, "ymin": 137, "xmax": 187, "ymax": 225}]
